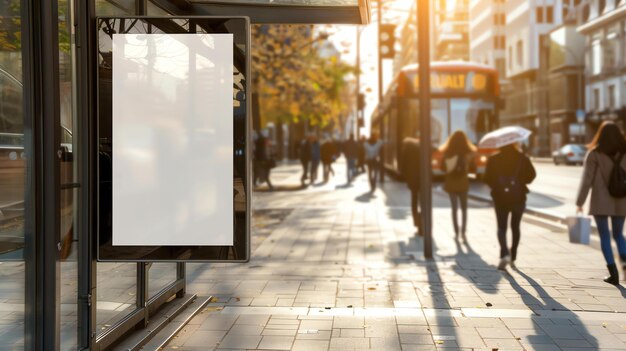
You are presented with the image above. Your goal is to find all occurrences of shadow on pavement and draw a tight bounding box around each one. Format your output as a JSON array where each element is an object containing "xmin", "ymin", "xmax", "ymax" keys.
[
  {"xmin": 504, "ymin": 269, "xmax": 598, "ymax": 348},
  {"xmin": 442, "ymin": 241, "xmax": 503, "ymax": 294},
  {"xmin": 254, "ymin": 184, "xmax": 307, "ymax": 192},
  {"xmin": 354, "ymin": 192, "xmax": 376, "ymax": 203}
]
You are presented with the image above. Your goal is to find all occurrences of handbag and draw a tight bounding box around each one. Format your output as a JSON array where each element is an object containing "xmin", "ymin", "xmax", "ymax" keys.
[{"xmin": 565, "ymin": 215, "xmax": 591, "ymax": 244}]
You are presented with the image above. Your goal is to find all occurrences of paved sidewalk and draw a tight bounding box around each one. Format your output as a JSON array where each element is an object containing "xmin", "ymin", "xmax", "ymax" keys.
[{"xmin": 165, "ymin": 160, "xmax": 626, "ymax": 351}]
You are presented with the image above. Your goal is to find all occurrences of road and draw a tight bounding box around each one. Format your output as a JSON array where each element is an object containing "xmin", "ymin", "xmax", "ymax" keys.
[{"xmin": 466, "ymin": 161, "xmax": 584, "ymax": 219}]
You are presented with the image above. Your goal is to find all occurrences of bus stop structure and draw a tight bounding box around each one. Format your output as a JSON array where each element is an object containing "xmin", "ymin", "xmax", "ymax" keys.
[{"xmin": 16, "ymin": 0, "xmax": 437, "ymax": 349}]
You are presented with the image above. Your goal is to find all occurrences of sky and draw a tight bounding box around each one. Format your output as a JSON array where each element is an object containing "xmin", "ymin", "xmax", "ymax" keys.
[{"xmin": 324, "ymin": 0, "xmax": 415, "ymax": 135}]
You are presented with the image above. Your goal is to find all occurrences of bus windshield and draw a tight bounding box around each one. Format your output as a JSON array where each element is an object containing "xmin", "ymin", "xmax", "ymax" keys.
[{"xmin": 431, "ymin": 98, "xmax": 496, "ymax": 146}]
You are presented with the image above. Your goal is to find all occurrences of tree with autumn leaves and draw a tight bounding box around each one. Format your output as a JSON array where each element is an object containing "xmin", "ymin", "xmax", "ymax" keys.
[{"xmin": 252, "ymin": 25, "xmax": 356, "ymax": 132}]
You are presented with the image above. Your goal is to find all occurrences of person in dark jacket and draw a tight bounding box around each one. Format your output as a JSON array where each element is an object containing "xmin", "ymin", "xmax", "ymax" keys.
[
  {"xmin": 321, "ymin": 138, "xmax": 338, "ymax": 183},
  {"xmin": 298, "ymin": 136, "xmax": 312, "ymax": 186},
  {"xmin": 254, "ymin": 132, "xmax": 274, "ymax": 190},
  {"xmin": 343, "ymin": 135, "xmax": 359, "ymax": 183},
  {"xmin": 310, "ymin": 135, "xmax": 321, "ymax": 184},
  {"xmin": 484, "ymin": 142, "xmax": 536, "ymax": 270},
  {"xmin": 357, "ymin": 135, "xmax": 366, "ymax": 173},
  {"xmin": 576, "ymin": 121, "xmax": 626, "ymax": 285},
  {"xmin": 440, "ymin": 131, "xmax": 476, "ymax": 242},
  {"xmin": 401, "ymin": 138, "xmax": 421, "ymax": 234}
]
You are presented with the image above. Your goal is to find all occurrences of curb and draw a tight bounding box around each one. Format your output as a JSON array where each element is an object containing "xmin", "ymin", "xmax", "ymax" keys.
[
  {"xmin": 464, "ymin": 191, "xmax": 602, "ymax": 251},
  {"xmin": 530, "ymin": 157, "xmax": 553, "ymax": 164}
]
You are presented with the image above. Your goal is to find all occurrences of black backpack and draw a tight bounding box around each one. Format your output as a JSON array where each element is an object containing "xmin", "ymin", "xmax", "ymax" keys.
[
  {"xmin": 608, "ymin": 153, "xmax": 626, "ymax": 198},
  {"xmin": 493, "ymin": 157, "xmax": 525, "ymax": 204}
]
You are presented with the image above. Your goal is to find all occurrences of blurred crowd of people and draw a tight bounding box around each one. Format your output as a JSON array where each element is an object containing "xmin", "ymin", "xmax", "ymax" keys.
[
  {"xmin": 296, "ymin": 133, "xmax": 384, "ymax": 189},
  {"xmin": 253, "ymin": 121, "xmax": 626, "ymax": 286}
]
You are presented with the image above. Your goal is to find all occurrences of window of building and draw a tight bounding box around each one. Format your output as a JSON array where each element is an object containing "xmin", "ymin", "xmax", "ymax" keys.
[
  {"xmin": 516, "ymin": 40, "xmax": 523, "ymax": 66},
  {"xmin": 495, "ymin": 58, "xmax": 506, "ymax": 77},
  {"xmin": 508, "ymin": 46, "xmax": 513, "ymax": 69},
  {"xmin": 594, "ymin": 88, "xmax": 601, "ymax": 110},
  {"xmin": 536, "ymin": 7, "xmax": 544, "ymax": 23},
  {"xmin": 500, "ymin": 36, "xmax": 506, "ymax": 49},
  {"xmin": 592, "ymin": 38, "xmax": 602, "ymax": 75},
  {"xmin": 563, "ymin": 7, "xmax": 569, "ymax": 19},
  {"xmin": 609, "ymin": 85, "xmax": 617, "ymax": 108},
  {"xmin": 546, "ymin": 6, "xmax": 554, "ymax": 23},
  {"xmin": 605, "ymin": 28, "xmax": 619, "ymax": 71},
  {"xmin": 599, "ymin": 0, "xmax": 606, "ymax": 14}
]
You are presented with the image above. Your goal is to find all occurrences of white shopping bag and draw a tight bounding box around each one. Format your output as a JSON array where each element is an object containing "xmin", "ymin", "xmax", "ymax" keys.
[{"xmin": 565, "ymin": 215, "xmax": 591, "ymax": 244}]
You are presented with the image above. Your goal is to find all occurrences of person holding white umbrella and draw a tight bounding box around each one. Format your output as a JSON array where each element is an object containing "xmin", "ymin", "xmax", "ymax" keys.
[{"xmin": 482, "ymin": 126, "xmax": 536, "ymax": 270}]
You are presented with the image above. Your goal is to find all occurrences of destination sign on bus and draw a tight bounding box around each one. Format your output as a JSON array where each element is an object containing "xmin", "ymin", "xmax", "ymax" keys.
[{"xmin": 400, "ymin": 70, "xmax": 494, "ymax": 96}]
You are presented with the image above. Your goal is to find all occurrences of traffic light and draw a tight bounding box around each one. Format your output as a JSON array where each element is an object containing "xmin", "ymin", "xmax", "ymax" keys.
[
  {"xmin": 379, "ymin": 24, "xmax": 396, "ymax": 59},
  {"xmin": 358, "ymin": 93, "xmax": 366, "ymax": 111}
]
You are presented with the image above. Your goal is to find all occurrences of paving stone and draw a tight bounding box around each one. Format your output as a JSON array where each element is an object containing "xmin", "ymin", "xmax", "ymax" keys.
[
  {"xmin": 328, "ymin": 337, "xmax": 370, "ymax": 349},
  {"xmin": 162, "ymin": 162, "xmax": 626, "ymax": 351},
  {"xmin": 258, "ymin": 336, "xmax": 295, "ymax": 350},
  {"xmin": 476, "ymin": 327, "xmax": 514, "ymax": 339},
  {"xmin": 228, "ymin": 324, "xmax": 264, "ymax": 336},
  {"xmin": 299, "ymin": 319, "xmax": 332, "ymax": 331},
  {"xmin": 183, "ymin": 330, "xmax": 226, "ymax": 348},
  {"xmin": 217, "ymin": 334, "xmax": 261, "ymax": 349},
  {"xmin": 399, "ymin": 333, "xmax": 434, "ymax": 345},
  {"xmin": 539, "ymin": 324, "xmax": 585, "ymax": 339},
  {"xmin": 291, "ymin": 339, "xmax": 329, "ymax": 351}
]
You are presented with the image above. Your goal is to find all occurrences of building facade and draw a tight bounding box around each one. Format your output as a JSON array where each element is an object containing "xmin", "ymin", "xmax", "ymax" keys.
[
  {"xmin": 578, "ymin": 0, "xmax": 626, "ymax": 135},
  {"xmin": 501, "ymin": 0, "xmax": 567, "ymax": 155},
  {"xmin": 469, "ymin": 0, "xmax": 507, "ymax": 78},
  {"xmin": 434, "ymin": 0, "xmax": 470, "ymax": 61},
  {"xmin": 547, "ymin": 23, "xmax": 586, "ymax": 148}
]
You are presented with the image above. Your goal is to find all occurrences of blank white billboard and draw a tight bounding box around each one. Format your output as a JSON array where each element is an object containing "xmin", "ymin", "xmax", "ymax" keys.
[{"xmin": 111, "ymin": 33, "xmax": 234, "ymax": 246}]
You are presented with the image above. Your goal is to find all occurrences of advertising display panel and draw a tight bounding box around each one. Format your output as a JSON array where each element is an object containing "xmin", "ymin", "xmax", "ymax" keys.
[{"xmin": 97, "ymin": 17, "xmax": 250, "ymax": 261}]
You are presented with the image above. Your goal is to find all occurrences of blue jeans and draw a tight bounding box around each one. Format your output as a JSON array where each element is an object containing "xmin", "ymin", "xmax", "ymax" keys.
[
  {"xmin": 347, "ymin": 158, "xmax": 356, "ymax": 182},
  {"xmin": 593, "ymin": 215, "xmax": 626, "ymax": 265}
]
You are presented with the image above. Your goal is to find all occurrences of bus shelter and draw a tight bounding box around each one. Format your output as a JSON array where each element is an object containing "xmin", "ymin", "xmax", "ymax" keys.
[{"xmin": 0, "ymin": 0, "xmax": 369, "ymax": 350}]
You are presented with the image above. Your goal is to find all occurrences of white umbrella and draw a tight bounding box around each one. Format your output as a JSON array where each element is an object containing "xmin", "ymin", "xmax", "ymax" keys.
[{"xmin": 478, "ymin": 126, "xmax": 532, "ymax": 149}]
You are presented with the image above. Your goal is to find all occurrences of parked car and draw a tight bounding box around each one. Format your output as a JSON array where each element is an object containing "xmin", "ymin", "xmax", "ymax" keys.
[{"xmin": 552, "ymin": 144, "xmax": 586, "ymax": 165}]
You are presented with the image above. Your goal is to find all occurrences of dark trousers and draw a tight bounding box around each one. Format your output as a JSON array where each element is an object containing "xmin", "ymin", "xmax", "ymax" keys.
[
  {"xmin": 254, "ymin": 161, "xmax": 272, "ymax": 188},
  {"xmin": 495, "ymin": 202, "xmax": 525, "ymax": 261},
  {"xmin": 322, "ymin": 162, "xmax": 334, "ymax": 182},
  {"xmin": 410, "ymin": 188, "xmax": 421, "ymax": 230},
  {"xmin": 449, "ymin": 192, "xmax": 468, "ymax": 236},
  {"xmin": 366, "ymin": 160, "xmax": 379, "ymax": 191},
  {"xmin": 300, "ymin": 160, "xmax": 310, "ymax": 184},
  {"xmin": 593, "ymin": 215, "xmax": 626, "ymax": 265},
  {"xmin": 310, "ymin": 160, "xmax": 320, "ymax": 183}
]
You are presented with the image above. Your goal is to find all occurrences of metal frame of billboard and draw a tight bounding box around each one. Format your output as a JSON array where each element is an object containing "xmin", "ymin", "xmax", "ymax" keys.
[{"xmin": 95, "ymin": 16, "xmax": 251, "ymax": 262}]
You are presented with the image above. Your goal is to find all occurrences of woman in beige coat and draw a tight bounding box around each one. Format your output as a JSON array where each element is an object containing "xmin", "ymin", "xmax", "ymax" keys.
[{"xmin": 576, "ymin": 121, "xmax": 626, "ymax": 285}]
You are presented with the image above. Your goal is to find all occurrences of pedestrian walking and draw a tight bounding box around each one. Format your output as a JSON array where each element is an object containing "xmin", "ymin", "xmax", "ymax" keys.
[
  {"xmin": 364, "ymin": 132, "xmax": 384, "ymax": 192},
  {"xmin": 401, "ymin": 137, "xmax": 421, "ymax": 233},
  {"xmin": 298, "ymin": 136, "xmax": 312, "ymax": 186},
  {"xmin": 357, "ymin": 135, "xmax": 366, "ymax": 173},
  {"xmin": 440, "ymin": 131, "xmax": 476, "ymax": 242},
  {"xmin": 575, "ymin": 121, "xmax": 626, "ymax": 285},
  {"xmin": 484, "ymin": 142, "xmax": 536, "ymax": 270},
  {"xmin": 343, "ymin": 135, "xmax": 359, "ymax": 183},
  {"xmin": 310, "ymin": 135, "xmax": 321, "ymax": 184},
  {"xmin": 321, "ymin": 138, "xmax": 338, "ymax": 183},
  {"xmin": 253, "ymin": 130, "xmax": 275, "ymax": 190}
]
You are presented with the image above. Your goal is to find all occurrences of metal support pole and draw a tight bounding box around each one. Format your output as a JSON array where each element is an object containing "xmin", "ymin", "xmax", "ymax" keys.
[
  {"xmin": 417, "ymin": 0, "xmax": 433, "ymax": 259},
  {"xmin": 377, "ymin": 0, "xmax": 385, "ymax": 183},
  {"xmin": 355, "ymin": 27, "xmax": 361, "ymax": 139}
]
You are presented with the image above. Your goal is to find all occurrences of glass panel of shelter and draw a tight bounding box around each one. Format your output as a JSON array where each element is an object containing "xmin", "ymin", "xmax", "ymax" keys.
[{"xmin": 0, "ymin": 1, "xmax": 26, "ymax": 348}]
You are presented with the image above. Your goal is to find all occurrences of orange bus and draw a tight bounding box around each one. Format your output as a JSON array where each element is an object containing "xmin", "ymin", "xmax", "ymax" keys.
[{"xmin": 371, "ymin": 61, "xmax": 503, "ymax": 177}]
